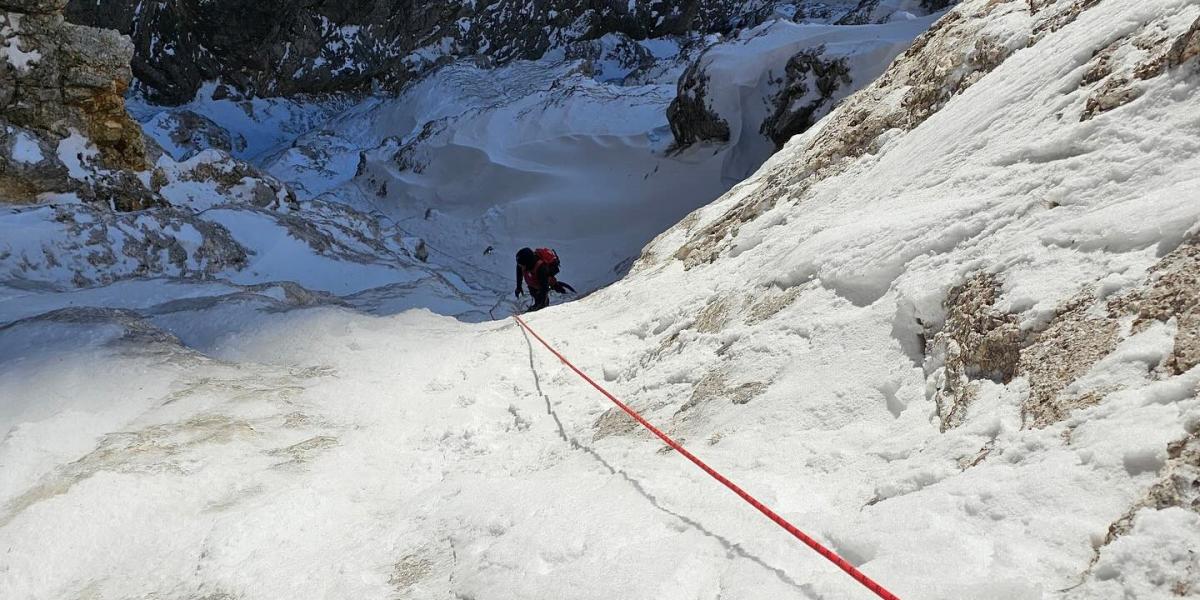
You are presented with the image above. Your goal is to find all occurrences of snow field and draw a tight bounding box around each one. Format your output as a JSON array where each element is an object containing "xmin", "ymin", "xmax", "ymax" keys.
[{"xmin": 2, "ymin": 0, "xmax": 1199, "ymax": 598}]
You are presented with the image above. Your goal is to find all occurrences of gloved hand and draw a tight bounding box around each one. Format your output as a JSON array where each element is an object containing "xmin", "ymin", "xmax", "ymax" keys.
[
  {"xmin": 515, "ymin": 287, "xmax": 524, "ymax": 298},
  {"xmin": 552, "ymin": 282, "xmax": 576, "ymax": 294}
]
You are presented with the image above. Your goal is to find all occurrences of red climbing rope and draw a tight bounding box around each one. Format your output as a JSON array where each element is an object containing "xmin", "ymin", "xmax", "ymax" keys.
[{"xmin": 514, "ymin": 314, "xmax": 902, "ymax": 600}]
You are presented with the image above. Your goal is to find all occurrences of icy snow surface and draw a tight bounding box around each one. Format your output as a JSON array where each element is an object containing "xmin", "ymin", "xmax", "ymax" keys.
[{"xmin": 2, "ymin": 1, "xmax": 1200, "ymax": 599}]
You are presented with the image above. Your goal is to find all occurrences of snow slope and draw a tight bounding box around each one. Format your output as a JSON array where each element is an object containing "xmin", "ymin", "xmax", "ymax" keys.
[
  {"xmin": 339, "ymin": 17, "xmax": 938, "ymax": 293},
  {"xmin": 126, "ymin": 15, "xmax": 942, "ymax": 296},
  {"xmin": 2, "ymin": 1, "xmax": 1200, "ymax": 599}
]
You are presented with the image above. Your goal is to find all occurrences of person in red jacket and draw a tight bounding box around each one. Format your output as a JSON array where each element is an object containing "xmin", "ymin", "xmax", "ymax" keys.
[{"xmin": 515, "ymin": 247, "xmax": 575, "ymax": 312}]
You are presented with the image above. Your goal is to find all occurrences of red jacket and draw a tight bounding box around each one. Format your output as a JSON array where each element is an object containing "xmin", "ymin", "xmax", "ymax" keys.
[
  {"xmin": 517, "ymin": 248, "xmax": 560, "ymax": 291},
  {"xmin": 518, "ymin": 260, "xmax": 556, "ymax": 291}
]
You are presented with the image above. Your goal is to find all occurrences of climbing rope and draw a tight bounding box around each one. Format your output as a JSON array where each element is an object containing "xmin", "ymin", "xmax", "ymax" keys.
[{"xmin": 513, "ymin": 315, "xmax": 903, "ymax": 600}]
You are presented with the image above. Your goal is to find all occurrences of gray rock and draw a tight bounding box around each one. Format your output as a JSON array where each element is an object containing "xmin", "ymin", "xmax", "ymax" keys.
[
  {"xmin": 837, "ymin": 0, "xmax": 955, "ymax": 25},
  {"xmin": 0, "ymin": 1, "xmax": 152, "ymax": 205},
  {"xmin": 666, "ymin": 58, "xmax": 731, "ymax": 148},
  {"xmin": 64, "ymin": 0, "xmax": 810, "ymax": 104},
  {"xmin": 0, "ymin": 0, "xmax": 68, "ymax": 14},
  {"xmin": 1, "ymin": 8, "xmax": 144, "ymax": 167},
  {"xmin": 562, "ymin": 33, "xmax": 655, "ymax": 82},
  {"xmin": 664, "ymin": 1, "xmax": 1011, "ymax": 269},
  {"xmin": 759, "ymin": 46, "xmax": 850, "ymax": 149},
  {"xmin": 0, "ymin": 125, "xmax": 71, "ymax": 201}
]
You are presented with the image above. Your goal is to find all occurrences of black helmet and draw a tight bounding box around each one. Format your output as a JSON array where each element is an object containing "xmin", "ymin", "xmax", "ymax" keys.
[{"xmin": 516, "ymin": 247, "xmax": 536, "ymax": 266}]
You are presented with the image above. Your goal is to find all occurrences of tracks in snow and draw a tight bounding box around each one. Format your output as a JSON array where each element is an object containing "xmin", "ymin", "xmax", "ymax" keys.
[{"xmin": 515, "ymin": 321, "xmax": 812, "ymax": 596}]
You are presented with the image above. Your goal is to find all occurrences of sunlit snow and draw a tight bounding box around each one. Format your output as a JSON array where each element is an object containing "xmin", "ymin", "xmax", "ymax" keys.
[{"xmin": 2, "ymin": 1, "xmax": 1199, "ymax": 599}]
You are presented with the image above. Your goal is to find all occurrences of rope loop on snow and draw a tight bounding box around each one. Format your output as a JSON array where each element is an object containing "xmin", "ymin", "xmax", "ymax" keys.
[{"xmin": 513, "ymin": 314, "xmax": 902, "ymax": 600}]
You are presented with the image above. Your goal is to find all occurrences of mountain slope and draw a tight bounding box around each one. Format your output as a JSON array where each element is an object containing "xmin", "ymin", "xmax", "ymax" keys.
[
  {"xmin": 1, "ymin": 0, "xmax": 1199, "ymax": 599},
  {"xmin": 63, "ymin": 0, "xmax": 851, "ymax": 104},
  {"xmin": 8, "ymin": 5, "xmax": 944, "ymax": 300}
]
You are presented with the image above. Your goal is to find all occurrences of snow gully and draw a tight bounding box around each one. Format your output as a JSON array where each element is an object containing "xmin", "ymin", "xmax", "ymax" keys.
[{"xmin": 514, "ymin": 315, "xmax": 903, "ymax": 600}]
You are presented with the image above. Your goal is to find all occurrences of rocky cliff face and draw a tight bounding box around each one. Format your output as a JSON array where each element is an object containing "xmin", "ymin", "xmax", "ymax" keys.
[
  {"xmin": 64, "ymin": 0, "xmax": 803, "ymax": 105},
  {"xmin": 667, "ymin": 2, "xmax": 956, "ymax": 152},
  {"xmin": 0, "ymin": 0, "xmax": 150, "ymax": 206}
]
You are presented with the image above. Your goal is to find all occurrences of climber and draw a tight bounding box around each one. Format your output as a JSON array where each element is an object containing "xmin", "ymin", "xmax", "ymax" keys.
[{"xmin": 515, "ymin": 247, "xmax": 575, "ymax": 312}]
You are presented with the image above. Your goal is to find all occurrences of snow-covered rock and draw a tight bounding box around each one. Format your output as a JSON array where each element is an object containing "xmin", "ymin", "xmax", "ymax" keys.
[
  {"xmin": 837, "ymin": 0, "xmax": 956, "ymax": 25},
  {"xmin": 142, "ymin": 110, "xmax": 247, "ymax": 161},
  {"xmin": 668, "ymin": 14, "xmax": 941, "ymax": 179}
]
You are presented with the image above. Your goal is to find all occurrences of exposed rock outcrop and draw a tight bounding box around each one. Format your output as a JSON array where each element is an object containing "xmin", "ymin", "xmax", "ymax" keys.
[
  {"xmin": 1105, "ymin": 429, "xmax": 1200, "ymax": 541},
  {"xmin": 1081, "ymin": 424, "xmax": 1200, "ymax": 592},
  {"xmin": 0, "ymin": 0, "xmax": 312, "ymax": 225},
  {"xmin": 0, "ymin": 0, "xmax": 150, "ymax": 206},
  {"xmin": 666, "ymin": 9, "xmax": 945, "ymax": 166},
  {"xmin": 928, "ymin": 273, "xmax": 1021, "ymax": 431},
  {"xmin": 663, "ymin": 1, "xmax": 1009, "ymax": 267},
  {"xmin": 928, "ymin": 236, "xmax": 1200, "ymax": 430},
  {"xmin": 1079, "ymin": 13, "xmax": 1200, "ymax": 121},
  {"xmin": 63, "ymin": 0, "xmax": 805, "ymax": 105},
  {"xmin": 837, "ymin": 0, "xmax": 957, "ymax": 25},
  {"xmin": 759, "ymin": 45, "xmax": 850, "ymax": 149},
  {"xmin": 667, "ymin": 58, "xmax": 732, "ymax": 147},
  {"xmin": 1109, "ymin": 235, "xmax": 1200, "ymax": 376},
  {"xmin": 1018, "ymin": 293, "xmax": 1122, "ymax": 428},
  {"xmin": 0, "ymin": 202, "xmax": 249, "ymax": 287},
  {"xmin": 562, "ymin": 32, "xmax": 657, "ymax": 82},
  {"xmin": 152, "ymin": 110, "xmax": 247, "ymax": 160}
]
